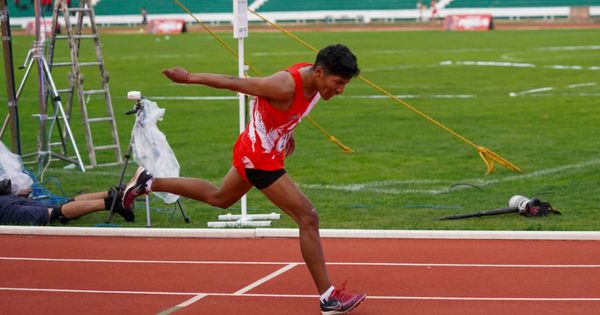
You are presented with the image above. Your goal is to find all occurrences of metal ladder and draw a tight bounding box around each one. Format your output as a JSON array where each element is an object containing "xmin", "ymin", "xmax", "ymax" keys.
[{"xmin": 47, "ymin": 0, "xmax": 122, "ymax": 167}]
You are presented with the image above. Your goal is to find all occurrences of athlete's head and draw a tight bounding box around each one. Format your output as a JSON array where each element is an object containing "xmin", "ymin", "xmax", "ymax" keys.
[{"xmin": 313, "ymin": 44, "xmax": 360, "ymax": 100}]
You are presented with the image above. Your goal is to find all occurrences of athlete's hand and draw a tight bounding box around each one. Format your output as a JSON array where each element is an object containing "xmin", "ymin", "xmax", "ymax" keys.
[
  {"xmin": 162, "ymin": 67, "xmax": 190, "ymax": 83},
  {"xmin": 285, "ymin": 135, "xmax": 295, "ymax": 157}
]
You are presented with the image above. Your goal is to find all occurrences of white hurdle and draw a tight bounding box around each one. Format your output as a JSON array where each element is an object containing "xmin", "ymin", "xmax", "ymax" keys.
[{"xmin": 208, "ymin": 0, "xmax": 280, "ymax": 228}]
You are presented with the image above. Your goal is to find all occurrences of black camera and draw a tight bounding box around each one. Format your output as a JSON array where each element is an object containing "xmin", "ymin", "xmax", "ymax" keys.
[{"xmin": 0, "ymin": 178, "xmax": 12, "ymax": 195}]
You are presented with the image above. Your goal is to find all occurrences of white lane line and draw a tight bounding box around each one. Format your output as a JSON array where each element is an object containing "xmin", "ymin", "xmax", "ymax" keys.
[
  {"xmin": 12, "ymin": 88, "xmax": 597, "ymax": 103},
  {"xmin": 300, "ymin": 158, "xmax": 600, "ymax": 195},
  {"xmin": 330, "ymin": 263, "xmax": 600, "ymax": 268},
  {"xmin": 537, "ymin": 45, "xmax": 600, "ymax": 51},
  {"xmin": 149, "ymin": 96, "xmax": 237, "ymax": 100},
  {"xmin": 1, "ymin": 288, "xmax": 599, "ymax": 301},
  {"xmin": 366, "ymin": 296, "xmax": 600, "ymax": 301},
  {"xmin": 345, "ymin": 94, "xmax": 475, "ymax": 99},
  {"xmin": 0, "ymin": 287, "xmax": 196, "ymax": 295},
  {"xmin": 12, "ymin": 159, "xmax": 600, "ymax": 199},
  {"xmin": 470, "ymin": 158, "xmax": 600, "ymax": 187},
  {"xmin": 117, "ymin": 54, "xmax": 201, "ymax": 60},
  {"xmin": 127, "ymin": 94, "xmax": 477, "ymax": 101},
  {"xmin": 545, "ymin": 65, "xmax": 600, "ymax": 71},
  {"xmin": 568, "ymin": 82, "xmax": 597, "ymax": 88},
  {"xmin": 233, "ymin": 263, "xmax": 299, "ymax": 295},
  {"xmin": 251, "ymin": 51, "xmax": 310, "ymax": 57},
  {"xmin": 365, "ymin": 179, "xmax": 450, "ymax": 185},
  {"xmin": 440, "ymin": 60, "xmax": 536, "ymax": 68},
  {"xmin": 0, "ymin": 256, "xmax": 287, "ymax": 265},
  {"xmin": 509, "ymin": 86, "xmax": 554, "ymax": 97},
  {"xmin": 2, "ymin": 257, "xmax": 599, "ymax": 268},
  {"xmin": 441, "ymin": 60, "xmax": 600, "ymax": 71},
  {"xmin": 175, "ymin": 293, "xmax": 208, "ymax": 307},
  {"xmin": 530, "ymin": 93, "xmax": 600, "ymax": 97},
  {"xmin": 157, "ymin": 294, "xmax": 208, "ymax": 315}
]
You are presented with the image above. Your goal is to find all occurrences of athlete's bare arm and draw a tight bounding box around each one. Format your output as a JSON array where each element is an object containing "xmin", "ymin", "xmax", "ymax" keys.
[{"xmin": 162, "ymin": 67, "xmax": 295, "ymax": 110}]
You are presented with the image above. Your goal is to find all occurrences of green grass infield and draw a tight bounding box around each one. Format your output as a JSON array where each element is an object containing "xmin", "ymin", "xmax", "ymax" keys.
[{"xmin": 1, "ymin": 28, "xmax": 599, "ymax": 230}]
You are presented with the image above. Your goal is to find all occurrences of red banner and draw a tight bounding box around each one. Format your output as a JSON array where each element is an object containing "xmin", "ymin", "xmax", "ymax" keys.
[
  {"xmin": 444, "ymin": 14, "xmax": 493, "ymax": 31},
  {"xmin": 146, "ymin": 19, "xmax": 186, "ymax": 34}
]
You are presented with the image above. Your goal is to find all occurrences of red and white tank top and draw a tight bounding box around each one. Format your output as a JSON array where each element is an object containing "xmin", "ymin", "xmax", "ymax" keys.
[{"xmin": 233, "ymin": 62, "xmax": 320, "ymax": 171}]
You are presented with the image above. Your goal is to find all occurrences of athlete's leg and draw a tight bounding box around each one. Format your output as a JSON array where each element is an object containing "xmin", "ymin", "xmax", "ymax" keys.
[
  {"xmin": 72, "ymin": 191, "xmax": 107, "ymax": 201},
  {"xmin": 58, "ymin": 199, "xmax": 105, "ymax": 219},
  {"xmin": 259, "ymin": 173, "xmax": 331, "ymax": 294},
  {"xmin": 151, "ymin": 166, "xmax": 252, "ymax": 209}
]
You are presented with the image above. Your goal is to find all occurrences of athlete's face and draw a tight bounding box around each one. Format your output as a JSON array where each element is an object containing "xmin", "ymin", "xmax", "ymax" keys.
[{"xmin": 315, "ymin": 67, "xmax": 351, "ymax": 100}]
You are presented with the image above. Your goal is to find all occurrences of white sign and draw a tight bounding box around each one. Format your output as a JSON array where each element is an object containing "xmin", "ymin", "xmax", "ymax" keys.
[{"xmin": 233, "ymin": 0, "xmax": 248, "ymax": 38}]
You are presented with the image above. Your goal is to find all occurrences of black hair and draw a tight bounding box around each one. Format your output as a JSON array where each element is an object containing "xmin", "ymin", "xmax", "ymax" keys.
[{"xmin": 314, "ymin": 44, "xmax": 360, "ymax": 80}]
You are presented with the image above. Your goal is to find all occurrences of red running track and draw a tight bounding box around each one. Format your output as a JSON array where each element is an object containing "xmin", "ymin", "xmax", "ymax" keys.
[{"xmin": 0, "ymin": 235, "xmax": 599, "ymax": 314}]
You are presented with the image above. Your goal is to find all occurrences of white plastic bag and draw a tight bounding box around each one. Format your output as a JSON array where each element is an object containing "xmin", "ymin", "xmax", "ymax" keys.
[
  {"xmin": 131, "ymin": 99, "xmax": 180, "ymax": 204},
  {"xmin": 0, "ymin": 141, "xmax": 33, "ymax": 195}
]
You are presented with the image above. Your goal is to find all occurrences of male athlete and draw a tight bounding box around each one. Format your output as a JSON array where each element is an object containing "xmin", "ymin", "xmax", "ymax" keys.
[{"xmin": 123, "ymin": 44, "xmax": 366, "ymax": 314}]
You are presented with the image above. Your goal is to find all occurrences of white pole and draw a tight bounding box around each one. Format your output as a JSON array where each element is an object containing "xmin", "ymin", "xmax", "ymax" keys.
[
  {"xmin": 145, "ymin": 195, "xmax": 151, "ymax": 227},
  {"xmin": 208, "ymin": 1, "xmax": 280, "ymax": 228},
  {"xmin": 238, "ymin": 39, "xmax": 247, "ymax": 220},
  {"xmin": 233, "ymin": 0, "xmax": 249, "ymax": 221}
]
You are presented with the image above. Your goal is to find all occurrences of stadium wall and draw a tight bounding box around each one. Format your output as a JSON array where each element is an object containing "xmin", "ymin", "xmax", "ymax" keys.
[{"xmin": 7, "ymin": 7, "xmax": 600, "ymax": 29}]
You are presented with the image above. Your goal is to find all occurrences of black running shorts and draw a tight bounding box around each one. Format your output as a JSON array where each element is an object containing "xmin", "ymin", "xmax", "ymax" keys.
[{"xmin": 244, "ymin": 168, "xmax": 286, "ymax": 190}]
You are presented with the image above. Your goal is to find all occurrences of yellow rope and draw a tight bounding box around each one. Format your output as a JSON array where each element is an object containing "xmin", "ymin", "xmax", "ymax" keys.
[
  {"xmin": 305, "ymin": 118, "xmax": 353, "ymax": 153},
  {"xmin": 171, "ymin": 0, "xmax": 352, "ymax": 153},
  {"xmin": 248, "ymin": 9, "xmax": 522, "ymax": 174},
  {"xmin": 249, "ymin": 9, "xmax": 320, "ymax": 53}
]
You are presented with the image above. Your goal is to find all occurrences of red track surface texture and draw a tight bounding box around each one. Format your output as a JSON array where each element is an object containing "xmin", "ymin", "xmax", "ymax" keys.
[{"xmin": 0, "ymin": 235, "xmax": 599, "ymax": 314}]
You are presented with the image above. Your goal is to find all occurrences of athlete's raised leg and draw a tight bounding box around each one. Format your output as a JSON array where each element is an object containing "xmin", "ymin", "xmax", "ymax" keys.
[{"xmin": 123, "ymin": 167, "xmax": 252, "ymax": 209}]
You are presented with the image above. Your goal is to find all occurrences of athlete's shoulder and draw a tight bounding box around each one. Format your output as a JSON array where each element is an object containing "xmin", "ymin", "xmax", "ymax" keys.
[{"xmin": 266, "ymin": 71, "xmax": 295, "ymax": 95}]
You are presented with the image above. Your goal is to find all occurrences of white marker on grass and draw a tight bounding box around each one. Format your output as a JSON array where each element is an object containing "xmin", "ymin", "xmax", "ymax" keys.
[{"xmin": 509, "ymin": 87, "xmax": 554, "ymax": 97}]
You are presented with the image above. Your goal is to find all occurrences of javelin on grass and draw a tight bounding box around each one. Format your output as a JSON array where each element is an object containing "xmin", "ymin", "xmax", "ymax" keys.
[
  {"xmin": 248, "ymin": 8, "xmax": 522, "ymax": 175},
  {"xmin": 437, "ymin": 207, "xmax": 519, "ymax": 220},
  {"xmin": 170, "ymin": 0, "xmax": 353, "ymax": 153}
]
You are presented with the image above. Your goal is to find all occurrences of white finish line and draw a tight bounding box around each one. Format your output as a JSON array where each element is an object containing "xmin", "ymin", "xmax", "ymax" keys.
[
  {"xmin": 158, "ymin": 263, "xmax": 299, "ymax": 314},
  {"xmin": 1, "ymin": 226, "xmax": 600, "ymax": 240},
  {"xmin": 233, "ymin": 263, "xmax": 299, "ymax": 295},
  {"xmin": 2, "ymin": 256, "xmax": 600, "ymax": 268}
]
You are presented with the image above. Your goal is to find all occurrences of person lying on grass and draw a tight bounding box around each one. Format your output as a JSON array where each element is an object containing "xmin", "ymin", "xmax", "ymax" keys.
[{"xmin": 0, "ymin": 181, "xmax": 134, "ymax": 225}]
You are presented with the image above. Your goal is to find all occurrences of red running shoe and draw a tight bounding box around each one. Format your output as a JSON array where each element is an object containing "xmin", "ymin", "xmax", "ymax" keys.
[
  {"xmin": 320, "ymin": 284, "xmax": 366, "ymax": 315},
  {"xmin": 122, "ymin": 167, "xmax": 153, "ymax": 209}
]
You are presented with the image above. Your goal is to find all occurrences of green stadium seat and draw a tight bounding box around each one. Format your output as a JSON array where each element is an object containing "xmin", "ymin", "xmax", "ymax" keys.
[
  {"xmin": 5, "ymin": 0, "xmax": 232, "ymax": 17},
  {"xmin": 447, "ymin": 0, "xmax": 598, "ymax": 8},
  {"xmin": 6, "ymin": 0, "xmax": 599, "ymax": 18},
  {"xmin": 259, "ymin": 0, "xmax": 419, "ymax": 11}
]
